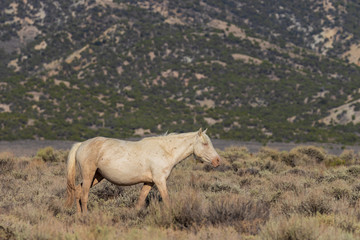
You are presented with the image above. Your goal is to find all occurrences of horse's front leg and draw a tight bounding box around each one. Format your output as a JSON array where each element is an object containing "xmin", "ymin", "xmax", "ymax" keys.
[
  {"xmin": 135, "ymin": 182, "xmax": 154, "ymax": 210},
  {"xmin": 154, "ymin": 179, "xmax": 170, "ymax": 208}
]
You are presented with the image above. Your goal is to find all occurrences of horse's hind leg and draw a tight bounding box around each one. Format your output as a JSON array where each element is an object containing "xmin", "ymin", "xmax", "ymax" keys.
[
  {"xmin": 75, "ymin": 184, "xmax": 82, "ymax": 213},
  {"xmin": 135, "ymin": 182, "xmax": 154, "ymax": 210},
  {"xmin": 78, "ymin": 165, "xmax": 100, "ymax": 213},
  {"xmin": 75, "ymin": 171, "xmax": 104, "ymax": 213}
]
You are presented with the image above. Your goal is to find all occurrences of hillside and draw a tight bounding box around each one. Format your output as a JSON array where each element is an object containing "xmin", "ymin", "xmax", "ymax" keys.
[{"xmin": 2, "ymin": 0, "xmax": 360, "ymax": 143}]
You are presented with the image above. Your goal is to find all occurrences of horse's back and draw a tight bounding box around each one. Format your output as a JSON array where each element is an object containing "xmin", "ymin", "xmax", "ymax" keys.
[{"xmin": 76, "ymin": 137, "xmax": 124, "ymax": 164}]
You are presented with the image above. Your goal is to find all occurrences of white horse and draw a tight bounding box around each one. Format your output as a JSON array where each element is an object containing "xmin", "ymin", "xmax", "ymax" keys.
[{"xmin": 65, "ymin": 128, "xmax": 221, "ymax": 213}]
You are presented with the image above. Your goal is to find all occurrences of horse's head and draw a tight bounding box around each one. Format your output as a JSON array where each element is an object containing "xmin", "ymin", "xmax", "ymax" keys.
[{"xmin": 193, "ymin": 128, "xmax": 221, "ymax": 167}]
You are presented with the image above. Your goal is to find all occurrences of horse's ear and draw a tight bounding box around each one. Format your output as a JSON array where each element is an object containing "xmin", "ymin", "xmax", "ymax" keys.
[
  {"xmin": 203, "ymin": 128, "xmax": 208, "ymax": 135},
  {"xmin": 198, "ymin": 128, "xmax": 203, "ymax": 136}
]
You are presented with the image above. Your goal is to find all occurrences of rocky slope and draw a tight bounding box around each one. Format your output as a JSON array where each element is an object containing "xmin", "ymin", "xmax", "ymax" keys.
[{"xmin": 1, "ymin": 0, "xmax": 360, "ymax": 143}]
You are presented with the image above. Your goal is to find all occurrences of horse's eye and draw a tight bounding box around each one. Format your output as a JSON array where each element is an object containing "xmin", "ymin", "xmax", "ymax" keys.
[{"xmin": 203, "ymin": 142, "xmax": 208, "ymax": 146}]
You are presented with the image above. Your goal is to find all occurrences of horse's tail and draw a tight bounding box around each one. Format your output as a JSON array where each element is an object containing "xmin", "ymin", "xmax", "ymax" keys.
[{"xmin": 65, "ymin": 142, "xmax": 82, "ymax": 208}]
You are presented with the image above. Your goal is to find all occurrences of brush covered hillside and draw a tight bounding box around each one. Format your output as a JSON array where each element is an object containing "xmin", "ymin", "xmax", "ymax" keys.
[{"xmin": 2, "ymin": 0, "xmax": 360, "ymax": 143}]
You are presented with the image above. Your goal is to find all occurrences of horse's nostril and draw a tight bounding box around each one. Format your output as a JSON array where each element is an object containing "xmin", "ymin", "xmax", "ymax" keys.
[{"xmin": 211, "ymin": 157, "xmax": 220, "ymax": 167}]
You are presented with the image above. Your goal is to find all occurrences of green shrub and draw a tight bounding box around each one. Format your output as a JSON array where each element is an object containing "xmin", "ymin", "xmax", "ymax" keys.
[
  {"xmin": 339, "ymin": 149, "xmax": 356, "ymax": 165},
  {"xmin": 36, "ymin": 147, "xmax": 57, "ymax": 162},
  {"xmin": 325, "ymin": 156, "xmax": 346, "ymax": 167},
  {"xmin": 36, "ymin": 147, "xmax": 68, "ymax": 162}
]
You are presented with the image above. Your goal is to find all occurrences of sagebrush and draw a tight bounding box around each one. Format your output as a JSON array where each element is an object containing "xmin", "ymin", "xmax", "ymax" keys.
[{"xmin": 1, "ymin": 146, "xmax": 360, "ymax": 239}]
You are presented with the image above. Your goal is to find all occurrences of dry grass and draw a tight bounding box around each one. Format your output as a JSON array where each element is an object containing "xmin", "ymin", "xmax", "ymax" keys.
[{"xmin": 1, "ymin": 145, "xmax": 360, "ymax": 239}]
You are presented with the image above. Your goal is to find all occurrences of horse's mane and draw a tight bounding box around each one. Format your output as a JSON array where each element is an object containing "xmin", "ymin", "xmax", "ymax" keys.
[
  {"xmin": 141, "ymin": 131, "xmax": 197, "ymax": 141},
  {"xmin": 140, "ymin": 131, "xmax": 210, "ymax": 144}
]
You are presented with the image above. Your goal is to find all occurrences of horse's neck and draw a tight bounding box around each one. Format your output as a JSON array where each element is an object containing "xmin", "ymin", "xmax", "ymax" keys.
[{"xmin": 162, "ymin": 132, "xmax": 197, "ymax": 166}]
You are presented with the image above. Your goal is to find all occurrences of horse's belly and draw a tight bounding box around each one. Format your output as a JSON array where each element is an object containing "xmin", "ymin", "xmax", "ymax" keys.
[{"xmin": 98, "ymin": 160, "xmax": 152, "ymax": 185}]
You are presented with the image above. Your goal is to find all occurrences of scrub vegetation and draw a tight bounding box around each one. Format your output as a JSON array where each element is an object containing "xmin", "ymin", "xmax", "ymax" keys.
[{"xmin": 2, "ymin": 145, "xmax": 360, "ymax": 239}]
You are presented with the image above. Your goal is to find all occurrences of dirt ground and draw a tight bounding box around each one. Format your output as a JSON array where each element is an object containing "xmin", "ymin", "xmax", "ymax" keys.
[{"xmin": 0, "ymin": 138, "xmax": 358, "ymax": 157}]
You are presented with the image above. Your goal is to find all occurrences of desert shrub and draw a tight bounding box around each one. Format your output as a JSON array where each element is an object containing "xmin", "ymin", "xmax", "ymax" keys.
[
  {"xmin": 220, "ymin": 146, "xmax": 251, "ymax": 163},
  {"xmin": 36, "ymin": 147, "xmax": 68, "ymax": 162},
  {"xmin": 271, "ymin": 176, "xmax": 299, "ymax": 194},
  {"xmin": 36, "ymin": 147, "xmax": 57, "ymax": 162},
  {"xmin": 208, "ymin": 194, "xmax": 270, "ymax": 234},
  {"xmin": 0, "ymin": 154, "xmax": 15, "ymax": 174},
  {"xmin": 201, "ymin": 181, "xmax": 233, "ymax": 192},
  {"xmin": 325, "ymin": 156, "xmax": 346, "ymax": 167},
  {"xmin": 260, "ymin": 159, "xmax": 285, "ymax": 172},
  {"xmin": 209, "ymin": 195, "xmax": 269, "ymax": 224},
  {"xmin": 323, "ymin": 167, "xmax": 351, "ymax": 182},
  {"xmin": 0, "ymin": 226, "xmax": 15, "ymax": 240},
  {"xmin": 214, "ymin": 164, "xmax": 233, "ymax": 172},
  {"xmin": 47, "ymin": 197, "xmax": 64, "ymax": 217},
  {"xmin": 257, "ymin": 147, "xmax": 281, "ymax": 162},
  {"xmin": 91, "ymin": 181, "xmax": 125, "ymax": 201},
  {"xmin": 3, "ymin": 144, "xmax": 360, "ymax": 239},
  {"xmin": 339, "ymin": 149, "xmax": 356, "ymax": 165},
  {"xmin": 0, "ymin": 151, "xmax": 14, "ymax": 159},
  {"xmin": 12, "ymin": 170, "xmax": 28, "ymax": 180},
  {"xmin": 326, "ymin": 180, "xmax": 352, "ymax": 200},
  {"xmin": 347, "ymin": 166, "xmax": 360, "ymax": 177},
  {"xmin": 253, "ymin": 157, "xmax": 289, "ymax": 173},
  {"xmin": 280, "ymin": 152, "xmax": 299, "ymax": 167},
  {"xmin": 351, "ymin": 182, "xmax": 360, "ymax": 195},
  {"xmin": 259, "ymin": 215, "xmax": 355, "ymax": 240},
  {"xmin": 111, "ymin": 206, "xmax": 142, "ymax": 225},
  {"xmin": 278, "ymin": 146, "xmax": 327, "ymax": 167},
  {"xmin": 298, "ymin": 189, "xmax": 332, "ymax": 216},
  {"xmin": 286, "ymin": 168, "xmax": 306, "ymax": 176},
  {"xmin": 170, "ymin": 190, "xmax": 205, "ymax": 229},
  {"xmin": 147, "ymin": 189, "xmax": 205, "ymax": 229},
  {"xmin": 291, "ymin": 146, "xmax": 326, "ymax": 163},
  {"xmin": 236, "ymin": 167, "xmax": 260, "ymax": 176},
  {"xmin": 334, "ymin": 213, "xmax": 360, "ymax": 234},
  {"xmin": 90, "ymin": 182, "xmax": 141, "ymax": 209},
  {"xmin": 203, "ymin": 163, "xmax": 232, "ymax": 172}
]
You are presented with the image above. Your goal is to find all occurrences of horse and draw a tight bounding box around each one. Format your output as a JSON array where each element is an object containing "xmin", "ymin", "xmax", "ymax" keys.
[{"xmin": 65, "ymin": 128, "xmax": 221, "ymax": 213}]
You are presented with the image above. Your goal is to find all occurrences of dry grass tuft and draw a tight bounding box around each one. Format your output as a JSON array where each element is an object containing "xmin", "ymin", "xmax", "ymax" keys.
[
  {"xmin": 0, "ymin": 156, "xmax": 15, "ymax": 175},
  {"xmin": 208, "ymin": 194, "xmax": 270, "ymax": 234},
  {"xmin": 0, "ymin": 226, "xmax": 15, "ymax": 240},
  {"xmin": 259, "ymin": 214, "xmax": 356, "ymax": 240}
]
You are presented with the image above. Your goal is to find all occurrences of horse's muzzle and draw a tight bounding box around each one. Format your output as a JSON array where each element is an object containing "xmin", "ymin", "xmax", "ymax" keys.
[{"xmin": 211, "ymin": 156, "xmax": 221, "ymax": 167}]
